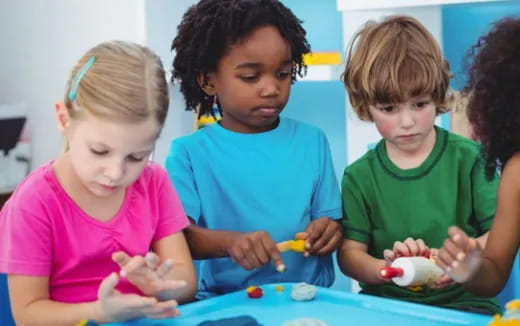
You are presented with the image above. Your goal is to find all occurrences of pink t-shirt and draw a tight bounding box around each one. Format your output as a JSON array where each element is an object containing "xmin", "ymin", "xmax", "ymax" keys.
[{"xmin": 0, "ymin": 162, "xmax": 189, "ymax": 303}]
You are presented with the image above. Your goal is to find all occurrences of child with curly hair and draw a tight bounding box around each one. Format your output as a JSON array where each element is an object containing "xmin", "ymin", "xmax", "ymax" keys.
[
  {"xmin": 166, "ymin": 0, "xmax": 342, "ymax": 300},
  {"xmin": 337, "ymin": 15, "xmax": 501, "ymax": 314},
  {"xmin": 437, "ymin": 17, "xmax": 520, "ymax": 297}
]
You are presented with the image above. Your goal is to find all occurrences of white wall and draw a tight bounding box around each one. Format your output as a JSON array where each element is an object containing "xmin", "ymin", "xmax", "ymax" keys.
[
  {"xmin": 144, "ymin": 0, "xmax": 197, "ymax": 166},
  {"xmin": 0, "ymin": 0, "xmax": 199, "ymax": 169},
  {"xmin": 0, "ymin": 0, "xmax": 147, "ymax": 168}
]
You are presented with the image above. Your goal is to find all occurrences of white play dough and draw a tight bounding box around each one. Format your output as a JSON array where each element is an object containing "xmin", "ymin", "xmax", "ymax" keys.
[
  {"xmin": 282, "ymin": 318, "xmax": 328, "ymax": 326},
  {"xmin": 290, "ymin": 283, "xmax": 317, "ymax": 301}
]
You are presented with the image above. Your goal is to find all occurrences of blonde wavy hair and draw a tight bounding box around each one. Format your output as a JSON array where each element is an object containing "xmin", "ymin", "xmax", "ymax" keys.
[
  {"xmin": 342, "ymin": 15, "xmax": 452, "ymax": 121},
  {"xmin": 64, "ymin": 41, "xmax": 169, "ymax": 126}
]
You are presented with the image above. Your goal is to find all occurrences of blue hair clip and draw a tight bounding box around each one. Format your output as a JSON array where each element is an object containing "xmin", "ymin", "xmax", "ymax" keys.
[{"xmin": 68, "ymin": 56, "xmax": 96, "ymax": 101}]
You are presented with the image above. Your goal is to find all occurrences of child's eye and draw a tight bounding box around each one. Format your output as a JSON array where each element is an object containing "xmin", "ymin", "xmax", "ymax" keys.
[
  {"xmin": 414, "ymin": 101, "xmax": 430, "ymax": 109},
  {"xmin": 127, "ymin": 155, "xmax": 147, "ymax": 163},
  {"xmin": 91, "ymin": 149, "xmax": 108, "ymax": 156},
  {"xmin": 379, "ymin": 105, "xmax": 396, "ymax": 113},
  {"xmin": 277, "ymin": 71, "xmax": 291, "ymax": 79},
  {"xmin": 240, "ymin": 75, "xmax": 259, "ymax": 82}
]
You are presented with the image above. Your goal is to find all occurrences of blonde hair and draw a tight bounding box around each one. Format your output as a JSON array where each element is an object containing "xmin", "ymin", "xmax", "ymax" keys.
[
  {"xmin": 342, "ymin": 15, "xmax": 451, "ymax": 121},
  {"xmin": 64, "ymin": 41, "xmax": 169, "ymax": 125}
]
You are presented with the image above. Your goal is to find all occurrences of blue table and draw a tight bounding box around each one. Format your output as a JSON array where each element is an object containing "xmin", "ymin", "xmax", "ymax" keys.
[{"xmin": 104, "ymin": 283, "xmax": 493, "ymax": 326}]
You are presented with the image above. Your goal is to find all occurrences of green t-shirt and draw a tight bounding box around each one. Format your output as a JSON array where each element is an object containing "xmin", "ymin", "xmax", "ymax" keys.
[{"xmin": 341, "ymin": 126, "xmax": 500, "ymax": 313}]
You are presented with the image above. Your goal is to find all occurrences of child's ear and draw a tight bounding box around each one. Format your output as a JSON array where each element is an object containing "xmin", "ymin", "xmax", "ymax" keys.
[
  {"xmin": 197, "ymin": 73, "xmax": 216, "ymax": 96},
  {"xmin": 55, "ymin": 101, "xmax": 70, "ymax": 133}
]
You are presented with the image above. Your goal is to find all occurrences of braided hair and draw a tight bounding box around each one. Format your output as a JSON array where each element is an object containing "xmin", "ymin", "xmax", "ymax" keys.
[{"xmin": 172, "ymin": 0, "xmax": 310, "ymax": 117}]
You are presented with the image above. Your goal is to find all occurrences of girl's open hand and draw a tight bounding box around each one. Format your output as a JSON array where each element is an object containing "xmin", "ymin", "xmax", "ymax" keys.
[
  {"xmin": 436, "ymin": 226, "xmax": 482, "ymax": 283},
  {"xmin": 96, "ymin": 272, "xmax": 179, "ymax": 322},
  {"xmin": 112, "ymin": 251, "xmax": 186, "ymax": 300}
]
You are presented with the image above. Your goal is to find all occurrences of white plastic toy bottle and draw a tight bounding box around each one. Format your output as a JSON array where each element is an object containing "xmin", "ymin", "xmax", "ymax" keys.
[{"xmin": 379, "ymin": 256, "xmax": 443, "ymax": 287}]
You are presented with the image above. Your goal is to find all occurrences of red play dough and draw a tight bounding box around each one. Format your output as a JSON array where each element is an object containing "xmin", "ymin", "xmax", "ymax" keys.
[{"xmin": 247, "ymin": 287, "xmax": 263, "ymax": 299}]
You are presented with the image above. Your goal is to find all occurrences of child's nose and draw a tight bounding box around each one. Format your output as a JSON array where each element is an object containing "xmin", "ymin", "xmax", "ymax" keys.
[
  {"xmin": 399, "ymin": 111, "xmax": 415, "ymax": 128},
  {"xmin": 104, "ymin": 160, "xmax": 125, "ymax": 182},
  {"xmin": 260, "ymin": 77, "xmax": 280, "ymax": 97}
]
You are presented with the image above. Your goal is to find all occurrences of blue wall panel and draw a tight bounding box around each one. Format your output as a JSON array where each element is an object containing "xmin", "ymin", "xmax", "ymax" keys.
[
  {"xmin": 443, "ymin": 0, "xmax": 520, "ymax": 90},
  {"xmin": 281, "ymin": 0, "xmax": 343, "ymax": 53}
]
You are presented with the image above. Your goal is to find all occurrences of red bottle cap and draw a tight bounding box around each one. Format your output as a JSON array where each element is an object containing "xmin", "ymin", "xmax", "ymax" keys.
[{"xmin": 379, "ymin": 266, "xmax": 404, "ymax": 279}]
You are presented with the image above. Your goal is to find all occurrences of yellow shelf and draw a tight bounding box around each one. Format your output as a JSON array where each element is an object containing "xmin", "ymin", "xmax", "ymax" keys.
[{"xmin": 303, "ymin": 52, "xmax": 342, "ymax": 65}]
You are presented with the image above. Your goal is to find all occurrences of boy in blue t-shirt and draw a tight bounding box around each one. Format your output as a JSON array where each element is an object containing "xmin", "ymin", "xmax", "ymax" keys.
[{"xmin": 166, "ymin": 0, "xmax": 342, "ymax": 300}]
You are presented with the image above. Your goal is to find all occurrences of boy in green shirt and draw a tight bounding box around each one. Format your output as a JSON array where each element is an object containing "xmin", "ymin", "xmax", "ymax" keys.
[{"xmin": 337, "ymin": 15, "xmax": 500, "ymax": 314}]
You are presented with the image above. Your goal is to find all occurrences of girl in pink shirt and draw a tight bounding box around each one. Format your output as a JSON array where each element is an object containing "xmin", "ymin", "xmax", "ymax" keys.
[{"xmin": 0, "ymin": 41, "xmax": 197, "ymax": 325}]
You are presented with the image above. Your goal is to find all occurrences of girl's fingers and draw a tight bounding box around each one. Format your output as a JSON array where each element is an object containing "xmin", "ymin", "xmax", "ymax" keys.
[
  {"xmin": 156, "ymin": 259, "xmax": 174, "ymax": 278},
  {"xmin": 122, "ymin": 293, "xmax": 157, "ymax": 309},
  {"xmin": 98, "ymin": 272, "xmax": 120, "ymax": 299},
  {"xmin": 465, "ymin": 237, "xmax": 480, "ymax": 253},
  {"xmin": 144, "ymin": 299, "xmax": 178, "ymax": 317},
  {"xmin": 436, "ymin": 245, "xmax": 457, "ymax": 272},
  {"xmin": 448, "ymin": 226, "xmax": 465, "ymax": 239},
  {"xmin": 442, "ymin": 239, "xmax": 459, "ymax": 260},
  {"xmin": 435, "ymin": 255, "xmax": 450, "ymax": 271},
  {"xmin": 161, "ymin": 279, "xmax": 187, "ymax": 291},
  {"xmin": 146, "ymin": 309, "xmax": 180, "ymax": 319},
  {"xmin": 120, "ymin": 256, "xmax": 147, "ymax": 277},
  {"xmin": 112, "ymin": 251, "xmax": 132, "ymax": 268},
  {"xmin": 145, "ymin": 299, "xmax": 179, "ymax": 319},
  {"xmin": 448, "ymin": 226, "xmax": 472, "ymax": 250},
  {"xmin": 145, "ymin": 252, "xmax": 160, "ymax": 270}
]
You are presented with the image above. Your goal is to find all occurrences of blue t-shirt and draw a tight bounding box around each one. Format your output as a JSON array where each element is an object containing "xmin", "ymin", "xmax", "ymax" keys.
[{"xmin": 165, "ymin": 117, "xmax": 342, "ymax": 299}]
